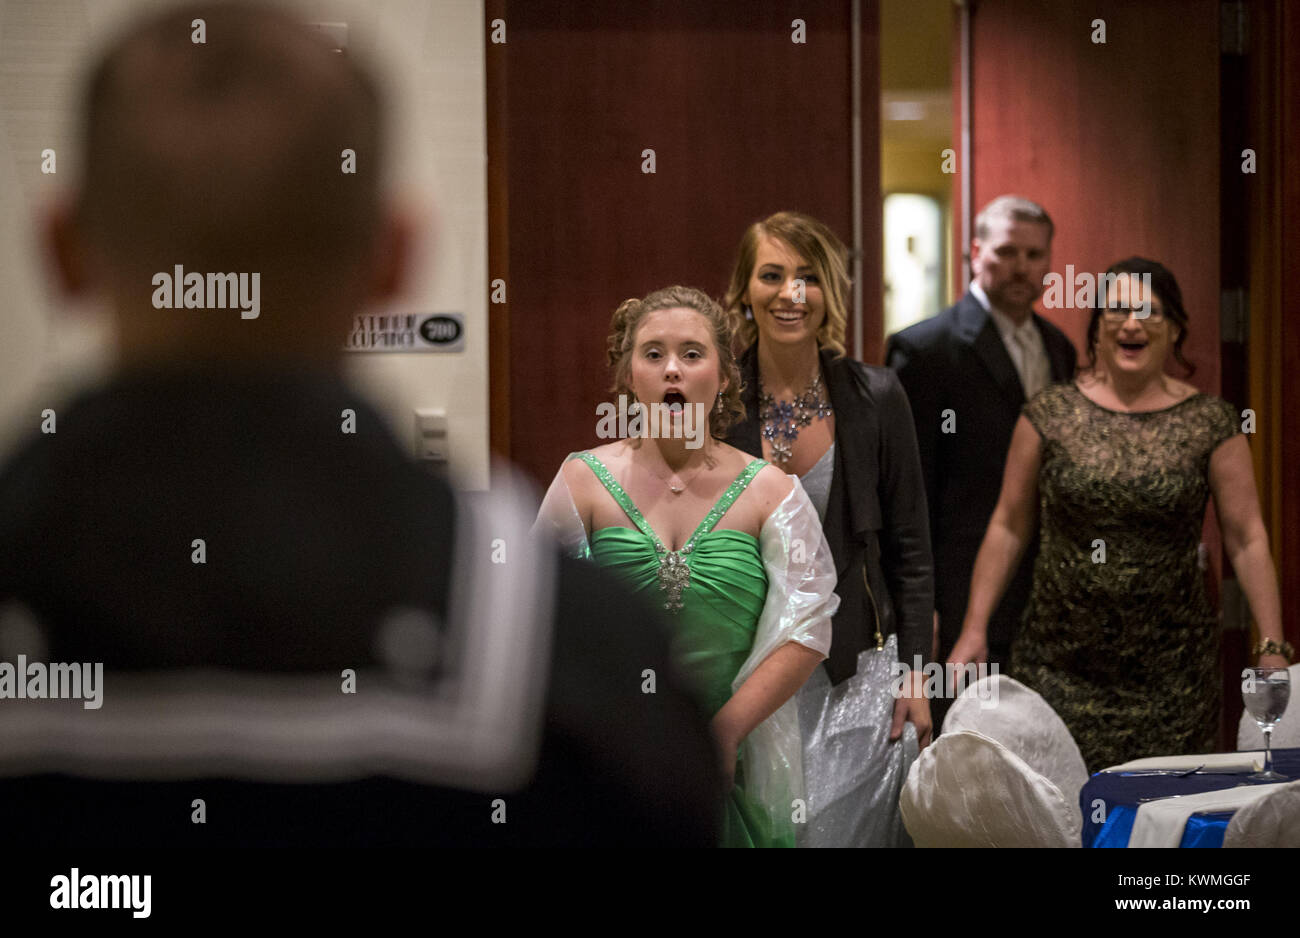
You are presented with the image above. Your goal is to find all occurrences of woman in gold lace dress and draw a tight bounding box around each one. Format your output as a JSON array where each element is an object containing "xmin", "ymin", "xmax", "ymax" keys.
[{"xmin": 948, "ymin": 258, "xmax": 1290, "ymax": 771}]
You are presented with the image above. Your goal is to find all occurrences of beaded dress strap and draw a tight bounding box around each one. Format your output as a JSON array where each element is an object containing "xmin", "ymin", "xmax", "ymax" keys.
[
  {"xmin": 572, "ymin": 453, "xmax": 766, "ymax": 613},
  {"xmin": 573, "ymin": 453, "xmax": 767, "ymax": 554},
  {"xmin": 690, "ymin": 459, "xmax": 767, "ymax": 545},
  {"xmin": 573, "ymin": 453, "xmax": 659, "ymax": 544}
]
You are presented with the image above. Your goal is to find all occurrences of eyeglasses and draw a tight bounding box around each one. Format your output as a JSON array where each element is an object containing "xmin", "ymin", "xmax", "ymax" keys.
[{"xmin": 1101, "ymin": 305, "xmax": 1166, "ymax": 324}]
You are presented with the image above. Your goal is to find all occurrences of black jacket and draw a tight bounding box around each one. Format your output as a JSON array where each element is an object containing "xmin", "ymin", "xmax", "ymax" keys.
[
  {"xmin": 885, "ymin": 292, "xmax": 1077, "ymax": 654},
  {"xmin": 0, "ymin": 368, "xmax": 722, "ymax": 846},
  {"xmin": 724, "ymin": 345, "xmax": 935, "ymax": 684}
]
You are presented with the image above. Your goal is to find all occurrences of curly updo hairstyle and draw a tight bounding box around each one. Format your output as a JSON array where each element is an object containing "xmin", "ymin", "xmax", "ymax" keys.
[{"xmin": 606, "ymin": 285, "xmax": 747, "ymax": 439}]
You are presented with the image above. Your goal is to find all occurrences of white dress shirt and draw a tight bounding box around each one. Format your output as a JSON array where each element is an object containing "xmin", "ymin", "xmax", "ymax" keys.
[{"xmin": 969, "ymin": 281, "xmax": 1051, "ymax": 400}]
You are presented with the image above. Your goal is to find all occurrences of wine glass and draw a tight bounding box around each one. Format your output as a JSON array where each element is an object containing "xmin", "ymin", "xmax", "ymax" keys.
[{"xmin": 1242, "ymin": 667, "xmax": 1291, "ymax": 782}]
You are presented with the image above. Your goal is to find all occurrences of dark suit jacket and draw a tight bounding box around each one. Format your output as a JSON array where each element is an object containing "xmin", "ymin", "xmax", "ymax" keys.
[
  {"xmin": 724, "ymin": 345, "xmax": 934, "ymax": 684},
  {"xmin": 0, "ymin": 367, "xmax": 721, "ymax": 846},
  {"xmin": 885, "ymin": 292, "xmax": 1077, "ymax": 654}
]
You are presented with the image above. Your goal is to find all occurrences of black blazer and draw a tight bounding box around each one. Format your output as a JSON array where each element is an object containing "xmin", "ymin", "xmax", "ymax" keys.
[
  {"xmin": 724, "ymin": 345, "xmax": 934, "ymax": 685},
  {"xmin": 885, "ymin": 292, "xmax": 1077, "ymax": 653}
]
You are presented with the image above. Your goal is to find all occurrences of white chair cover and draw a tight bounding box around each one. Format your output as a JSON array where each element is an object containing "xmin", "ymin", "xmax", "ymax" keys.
[
  {"xmin": 899, "ymin": 729, "xmax": 1080, "ymax": 848},
  {"xmin": 1237, "ymin": 663, "xmax": 1300, "ymax": 750},
  {"xmin": 1223, "ymin": 779, "xmax": 1300, "ymax": 848},
  {"xmin": 942, "ymin": 673, "xmax": 1088, "ymax": 829}
]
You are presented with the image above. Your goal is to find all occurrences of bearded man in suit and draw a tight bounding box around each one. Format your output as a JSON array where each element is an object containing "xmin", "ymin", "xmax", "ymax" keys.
[{"xmin": 886, "ymin": 196, "xmax": 1077, "ymax": 725}]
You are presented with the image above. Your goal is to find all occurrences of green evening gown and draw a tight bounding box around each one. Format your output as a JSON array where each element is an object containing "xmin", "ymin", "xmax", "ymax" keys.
[{"xmin": 572, "ymin": 452, "xmax": 791, "ymax": 848}]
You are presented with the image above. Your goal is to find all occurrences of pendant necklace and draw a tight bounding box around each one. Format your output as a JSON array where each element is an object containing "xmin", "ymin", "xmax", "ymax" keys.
[
  {"xmin": 643, "ymin": 454, "xmax": 708, "ymax": 494},
  {"xmin": 640, "ymin": 453, "xmax": 708, "ymax": 611},
  {"xmin": 758, "ymin": 371, "xmax": 833, "ymax": 467}
]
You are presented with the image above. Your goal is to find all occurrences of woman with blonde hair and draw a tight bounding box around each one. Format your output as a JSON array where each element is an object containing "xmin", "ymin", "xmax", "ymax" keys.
[
  {"xmin": 534, "ymin": 285, "xmax": 839, "ymax": 847},
  {"xmin": 722, "ymin": 212, "xmax": 934, "ymax": 847}
]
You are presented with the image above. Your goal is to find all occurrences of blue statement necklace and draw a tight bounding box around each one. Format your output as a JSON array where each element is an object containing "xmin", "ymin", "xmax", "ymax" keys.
[{"xmin": 758, "ymin": 371, "xmax": 833, "ymax": 467}]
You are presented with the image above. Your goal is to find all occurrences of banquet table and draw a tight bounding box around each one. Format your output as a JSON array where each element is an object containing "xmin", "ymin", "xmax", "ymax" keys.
[{"xmin": 1080, "ymin": 748, "xmax": 1300, "ymax": 847}]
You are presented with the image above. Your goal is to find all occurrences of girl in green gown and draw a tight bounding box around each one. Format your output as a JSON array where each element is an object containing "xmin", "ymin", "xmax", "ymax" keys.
[{"xmin": 535, "ymin": 286, "xmax": 840, "ymax": 847}]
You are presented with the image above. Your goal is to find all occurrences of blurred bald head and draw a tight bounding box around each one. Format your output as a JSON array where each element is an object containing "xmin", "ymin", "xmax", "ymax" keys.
[{"xmin": 63, "ymin": 1, "xmax": 404, "ymax": 368}]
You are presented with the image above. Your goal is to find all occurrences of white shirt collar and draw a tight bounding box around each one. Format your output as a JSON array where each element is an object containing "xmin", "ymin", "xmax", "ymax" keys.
[{"xmin": 970, "ymin": 280, "xmax": 1037, "ymax": 342}]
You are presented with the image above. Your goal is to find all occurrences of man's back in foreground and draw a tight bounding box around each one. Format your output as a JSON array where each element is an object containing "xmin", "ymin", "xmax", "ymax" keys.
[{"xmin": 0, "ymin": 2, "xmax": 721, "ymax": 846}]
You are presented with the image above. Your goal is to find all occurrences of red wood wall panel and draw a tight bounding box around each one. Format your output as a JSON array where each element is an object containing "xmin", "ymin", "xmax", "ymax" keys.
[
  {"xmin": 963, "ymin": 0, "xmax": 1221, "ymax": 394},
  {"xmin": 1279, "ymin": 0, "xmax": 1300, "ymax": 656},
  {"xmin": 492, "ymin": 2, "xmax": 879, "ymax": 484}
]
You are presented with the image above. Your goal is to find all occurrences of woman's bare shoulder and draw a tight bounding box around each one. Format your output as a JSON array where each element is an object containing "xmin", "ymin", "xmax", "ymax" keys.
[
  {"xmin": 705, "ymin": 441, "xmax": 788, "ymax": 485},
  {"xmin": 585, "ymin": 441, "xmax": 628, "ymax": 461},
  {"xmin": 748, "ymin": 462, "xmax": 796, "ymax": 520},
  {"xmin": 561, "ymin": 446, "xmax": 606, "ymax": 491},
  {"xmin": 567, "ymin": 441, "xmax": 625, "ymax": 476},
  {"xmin": 705, "ymin": 441, "xmax": 767, "ymax": 479}
]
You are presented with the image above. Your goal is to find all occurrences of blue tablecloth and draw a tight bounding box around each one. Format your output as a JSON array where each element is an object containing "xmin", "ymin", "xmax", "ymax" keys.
[{"xmin": 1080, "ymin": 748, "xmax": 1300, "ymax": 847}]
